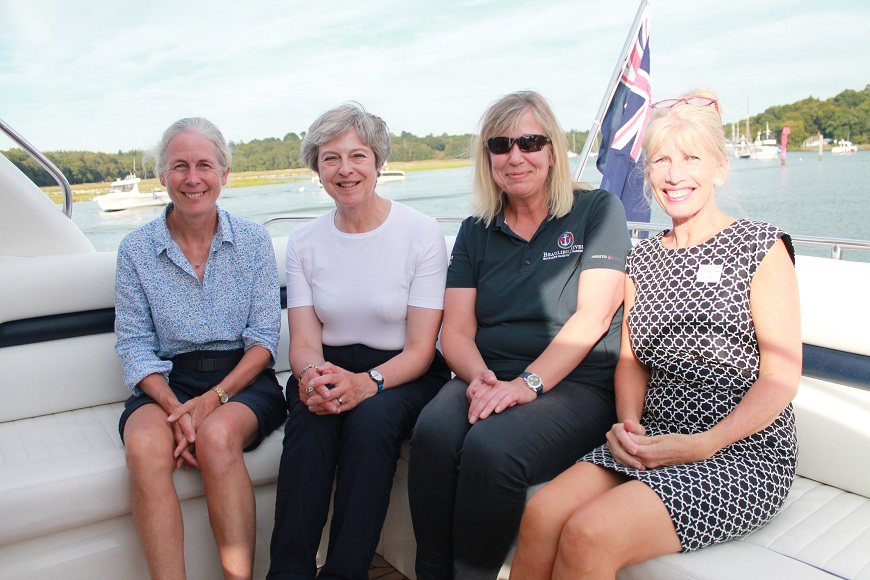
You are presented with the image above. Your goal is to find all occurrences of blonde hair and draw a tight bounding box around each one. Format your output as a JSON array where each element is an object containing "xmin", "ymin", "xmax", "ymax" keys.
[
  {"xmin": 641, "ymin": 90, "xmax": 729, "ymax": 200},
  {"xmin": 471, "ymin": 91, "xmax": 577, "ymax": 226}
]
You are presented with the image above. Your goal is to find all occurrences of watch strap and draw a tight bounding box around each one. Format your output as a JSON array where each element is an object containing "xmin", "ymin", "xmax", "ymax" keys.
[
  {"xmin": 212, "ymin": 385, "xmax": 229, "ymax": 404},
  {"xmin": 520, "ymin": 372, "xmax": 544, "ymax": 396},
  {"xmin": 367, "ymin": 369, "xmax": 384, "ymax": 393}
]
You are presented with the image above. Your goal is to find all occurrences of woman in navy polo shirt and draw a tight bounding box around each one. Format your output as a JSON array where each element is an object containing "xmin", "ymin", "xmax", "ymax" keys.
[{"xmin": 408, "ymin": 91, "xmax": 632, "ymax": 579}]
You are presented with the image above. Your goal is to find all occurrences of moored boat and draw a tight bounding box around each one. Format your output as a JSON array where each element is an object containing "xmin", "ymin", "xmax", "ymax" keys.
[
  {"xmin": 832, "ymin": 139, "xmax": 859, "ymax": 154},
  {"xmin": 91, "ymin": 173, "xmax": 170, "ymax": 212},
  {"xmin": 378, "ymin": 165, "xmax": 406, "ymax": 182},
  {"xmin": 749, "ymin": 123, "xmax": 780, "ymax": 160}
]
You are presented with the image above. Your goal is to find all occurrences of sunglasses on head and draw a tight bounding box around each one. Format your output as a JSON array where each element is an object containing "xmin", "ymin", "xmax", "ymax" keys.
[
  {"xmin": 650, "ymin": 96, "xmax": 720, "ymax": 113},
  {"xmin": 485, "ymin": 134, "xmax": 552, "ymax": 155}
]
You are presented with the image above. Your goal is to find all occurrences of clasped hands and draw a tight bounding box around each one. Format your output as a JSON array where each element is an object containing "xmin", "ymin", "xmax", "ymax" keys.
[
  {"xmin": 165, "ymin": 390, "xmax": 224, "ymax": 471},
  {"xmin": 465, "ymin": 369, "xmax": 537, "ymax": 424},
  {"xmin": 606, "ymin": 419, "xmax": 713, "ymax": 470},
  {"xmin": 298, "ymin": 362, "xmax": 375, "ymax": 415}
]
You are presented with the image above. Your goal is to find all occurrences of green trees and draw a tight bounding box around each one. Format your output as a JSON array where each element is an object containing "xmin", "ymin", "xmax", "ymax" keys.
[
  {"xmin": 3, "ymin": 149, "xmax": 147, "ymax": 187},
  {"xmin": 747, "ymin": 84, "xmax": 870, "ymax": 146}
]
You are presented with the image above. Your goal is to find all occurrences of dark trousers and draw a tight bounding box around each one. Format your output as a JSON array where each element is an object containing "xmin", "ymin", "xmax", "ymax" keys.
[
  {"xmin": 408, "ymin": 378, "xmax": 616, "ymax": 580},
  {"xmin": 268, "ymin": 344, "xmax": 449, "ymax": 580}
]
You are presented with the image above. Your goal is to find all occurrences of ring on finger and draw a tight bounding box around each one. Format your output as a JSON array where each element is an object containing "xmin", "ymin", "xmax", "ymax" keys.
[
  {"xmin": 306, "ymin": 385, "xmax": 314, "ymax": 394},
  {"xmin": 338, "ymin": 396, "xmax": 343, "ymax": 405}
]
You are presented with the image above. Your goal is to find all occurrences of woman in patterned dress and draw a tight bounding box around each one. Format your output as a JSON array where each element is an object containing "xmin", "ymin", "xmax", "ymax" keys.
[
  {"xmin": 509, "ymin": 91, "xmax": 802, "ymax": 579},
  {"xmin": 116, "ymin": 118, "xmax": 286, "ymax": 580}
]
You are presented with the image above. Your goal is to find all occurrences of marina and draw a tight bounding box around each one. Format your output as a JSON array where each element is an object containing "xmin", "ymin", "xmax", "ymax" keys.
[{"xmin": 69, "ymin": 151, "xmax": 870, "ymax": 262}]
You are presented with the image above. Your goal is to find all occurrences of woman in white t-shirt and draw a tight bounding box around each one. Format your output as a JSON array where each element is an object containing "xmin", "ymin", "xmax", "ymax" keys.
[{"xmin": 267, "ymin": 102, "xmax": 450, "ymax": 579}]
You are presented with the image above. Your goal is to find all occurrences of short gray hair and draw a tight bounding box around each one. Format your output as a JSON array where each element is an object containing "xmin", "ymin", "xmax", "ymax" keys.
[
  {"xmin": 302, "ymin": 102, "xmax": 391, "ymax": 173},
  {"xmin": 155, "ymin": 117, "xmax": 231, "ymax": 176}
]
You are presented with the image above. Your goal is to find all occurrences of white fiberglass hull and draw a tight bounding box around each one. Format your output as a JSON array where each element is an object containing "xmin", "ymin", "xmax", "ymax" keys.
[{"xmin": 93, "ymin": 190, "xmax": 171, "ymax": 212}]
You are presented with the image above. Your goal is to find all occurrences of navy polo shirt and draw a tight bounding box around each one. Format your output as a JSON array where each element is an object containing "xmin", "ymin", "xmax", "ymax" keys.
[{"xmin": 447, "ymin": 189, "xmax": 631, "ymax": 390}]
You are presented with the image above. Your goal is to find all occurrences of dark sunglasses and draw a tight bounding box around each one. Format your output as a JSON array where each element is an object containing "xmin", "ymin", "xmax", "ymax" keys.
[{"xmin": 485, "ymin": 134, "xmax": 552, "ymax": 155}]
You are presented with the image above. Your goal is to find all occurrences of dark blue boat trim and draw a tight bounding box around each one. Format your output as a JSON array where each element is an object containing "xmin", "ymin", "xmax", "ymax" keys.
[
  {"xmin": 1, "ymin": 295, "xmax": 867, "ymax": 393},
  {"xmin": 802, "ymin": 344, "xmax": 870, "ymax": 391},
  {"xmin": 0, "ymin": 288, "xmax": 288, "ymax": 348}
]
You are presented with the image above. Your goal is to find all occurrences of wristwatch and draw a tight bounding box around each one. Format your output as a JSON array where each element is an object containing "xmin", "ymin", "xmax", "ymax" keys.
[
  {"xmin": 367, "ymin": 369, "xmax": 385, "ymax": 393},
  {"xmin": 212, "ymin": 385, "xmax": 229, "ymax": 404},
  {"xmin": 520, "ymin": 372, "xmax": 544, "ymax": 396}
]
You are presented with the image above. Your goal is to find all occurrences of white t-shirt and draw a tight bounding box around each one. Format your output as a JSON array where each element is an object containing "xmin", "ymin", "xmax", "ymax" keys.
[{"xmin": 285, "ymin": 201, "xmax": 447, "ymax": 351}]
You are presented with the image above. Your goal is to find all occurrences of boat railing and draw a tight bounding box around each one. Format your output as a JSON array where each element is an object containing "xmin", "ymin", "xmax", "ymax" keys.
[
  {"xmin": 626, "ymin": 222, "xmax": 870, "ymax": 260},
  {"xmin": 264, "ymin": 216, "xmax": 870, "ymax": 261},
  {"xmin": 0, "ymin": 116, "xmax": 74, "ymax": 218}
]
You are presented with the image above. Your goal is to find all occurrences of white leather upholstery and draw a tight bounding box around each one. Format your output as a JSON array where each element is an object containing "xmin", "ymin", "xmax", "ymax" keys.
[
  {"xmin": 0, "ymin": 154, "xmax": 95, "ymax": 257},
  {"xmin": 796, "ymin": 255, "xmax": 870, "ymax": 356}
]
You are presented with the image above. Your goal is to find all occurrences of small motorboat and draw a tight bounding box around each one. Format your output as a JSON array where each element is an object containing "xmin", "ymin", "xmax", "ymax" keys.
[
  {"xmin": 92, "ymin": 173, "xmax": 170, "ymax": 212},
  {"xmin": 831, "ymin": 139, "xmax": 859, "ymax": 154}
]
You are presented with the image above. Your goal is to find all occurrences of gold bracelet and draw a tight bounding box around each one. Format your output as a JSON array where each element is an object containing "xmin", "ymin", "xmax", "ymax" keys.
[{"xmin": 297, "ymin": 363, "xmax": 319, "ymax": 382}]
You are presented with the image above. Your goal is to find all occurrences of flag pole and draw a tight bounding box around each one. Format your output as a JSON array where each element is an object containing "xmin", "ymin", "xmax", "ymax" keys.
[{"xmin": 574, "ymin": 0, "xmax": 649, "ymax": 181}]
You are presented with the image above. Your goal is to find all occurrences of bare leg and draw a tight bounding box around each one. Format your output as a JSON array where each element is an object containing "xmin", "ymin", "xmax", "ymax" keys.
[
  {"xmin": 195, "ymin": 402, "xmax": 260, "ymax": 580},
  {"xmin": 510, "ymin": 463, "xmax": 625, "ymax": 580},
  {"xmin": 552, "ymin": 479, "xmax": 681, "ymax": 579},
  {"xmin": 124, "ymin": 404, "xmax": 186, "ymax": 580}
]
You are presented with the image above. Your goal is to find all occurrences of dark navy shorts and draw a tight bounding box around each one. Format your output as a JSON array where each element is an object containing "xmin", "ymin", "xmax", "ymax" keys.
[{"xmin": 119, "ymin": 349, "xmax": 287, "ymax": 451}]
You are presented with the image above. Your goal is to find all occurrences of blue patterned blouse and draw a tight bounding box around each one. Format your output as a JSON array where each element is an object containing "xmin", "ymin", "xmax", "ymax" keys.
[{"xmin": 114, "ymin": 205, "xmax": 281, "ymax": 394}]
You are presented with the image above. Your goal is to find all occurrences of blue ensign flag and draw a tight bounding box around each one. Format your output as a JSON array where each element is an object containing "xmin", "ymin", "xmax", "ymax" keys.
[{"xmin": 596, "ymin": 13, "xmax": 651, "ymax": 222}]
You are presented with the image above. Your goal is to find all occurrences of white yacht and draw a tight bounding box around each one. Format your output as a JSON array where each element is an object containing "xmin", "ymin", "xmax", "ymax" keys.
[
  {"xmin": 749, "ymin": 124, "xmax": 780, "ymax": 160},
  {"xmin": 91, "ymin": 173, "xmax": 170, "ymax": 212},
  {"xmin": 832, "ymin": 139, "xmax": 859, "ymax": 154}
]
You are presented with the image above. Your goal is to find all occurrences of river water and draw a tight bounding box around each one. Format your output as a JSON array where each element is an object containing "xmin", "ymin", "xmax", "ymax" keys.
[{"xmin": 72, "ymin": 151, "xmax": 870, "ymax": 260}]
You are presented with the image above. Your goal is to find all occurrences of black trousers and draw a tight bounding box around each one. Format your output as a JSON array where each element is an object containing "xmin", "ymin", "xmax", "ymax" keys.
[
  {"xmin": 408, "ymin": 378, "xmax": 615, "ymax": 580},
  {"xmin": 268, "ymin": 344, "xmax": 449, "ymax": 580}
]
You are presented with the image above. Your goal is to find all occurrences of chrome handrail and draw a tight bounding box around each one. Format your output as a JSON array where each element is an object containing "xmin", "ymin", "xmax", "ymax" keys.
[
  {"xmin": 262, "ymin": 215, "xmax": 467, "ymax": 227},
  {"xmin": 264, "ymin": 216, "xmax": 869, "ymax": 261},
  {"xmin": 0, "ymin": 117, "xmax": 74, "ymax": 217},
  {"xmin": 627, "ymin": 221, "xmax": 870, "ymax": 260}
]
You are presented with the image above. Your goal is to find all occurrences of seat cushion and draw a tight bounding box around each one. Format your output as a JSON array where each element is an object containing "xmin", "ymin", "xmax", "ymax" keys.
[
  {"xmin": 619, "ymin": 476, "xmax": 870, "ymax": 580},
  {"xmin": 0, "ymin": 400, "xmax": 286, "ymax": 546}
]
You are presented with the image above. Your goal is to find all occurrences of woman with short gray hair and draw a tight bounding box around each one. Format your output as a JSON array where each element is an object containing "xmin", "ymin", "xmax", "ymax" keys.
[
  {"xmin": 117, "ymin": 117, "xmax": 285, "ymax": 579},
  {"xmin": 268, "ymin": 102, "xmax": 450, "ymax": 579}
]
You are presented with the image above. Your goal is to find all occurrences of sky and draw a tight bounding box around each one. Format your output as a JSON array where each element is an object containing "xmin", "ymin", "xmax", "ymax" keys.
[{"xmin": 1, "ymin": 0, "xmax": 868, "ymax": 153}]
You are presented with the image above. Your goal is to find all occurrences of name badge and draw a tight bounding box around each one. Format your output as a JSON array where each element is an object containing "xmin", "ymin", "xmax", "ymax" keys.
[{"xmin": 696, "ymin": 263, "xmax": 723, "ymax": 284}]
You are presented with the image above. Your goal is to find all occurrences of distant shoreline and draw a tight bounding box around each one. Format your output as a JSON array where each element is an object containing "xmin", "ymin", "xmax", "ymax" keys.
[{"xmin": 42, "ymin": 158, "xmax": 473, "ymax": 203}]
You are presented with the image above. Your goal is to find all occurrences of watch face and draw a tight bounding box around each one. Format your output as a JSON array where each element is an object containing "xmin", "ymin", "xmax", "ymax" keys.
[
  {"xmin": 526, "ymin": 374, "xmax": 542, "ymax": 388},
  {"xmin": 370, "ymin": 369, "xmax": 384, "ymax": 383}
]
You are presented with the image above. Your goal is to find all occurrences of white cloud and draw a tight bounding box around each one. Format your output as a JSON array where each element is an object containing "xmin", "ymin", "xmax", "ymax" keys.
[{"xmin": 1, "ymin": 0, "xmax": 867, "ymax": 151}]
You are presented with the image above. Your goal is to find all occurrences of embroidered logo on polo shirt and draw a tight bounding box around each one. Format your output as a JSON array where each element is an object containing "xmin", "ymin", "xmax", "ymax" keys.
[{"xmin": 543, "ymin": 232, "xmax": 583, "ymax": 261}]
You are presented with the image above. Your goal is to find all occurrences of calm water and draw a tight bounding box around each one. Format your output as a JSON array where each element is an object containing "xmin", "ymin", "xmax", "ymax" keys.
[{"xmin": 72, "ymin": 151, "xmax": 870, "ymax": 260}]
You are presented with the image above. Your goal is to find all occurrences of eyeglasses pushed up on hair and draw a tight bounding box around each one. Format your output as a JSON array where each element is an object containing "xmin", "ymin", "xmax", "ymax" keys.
[
  {"xmin": 485, "ymin": 134, "xmax": 552, "ymax": 155},
  {"xmin": 650, "ymin": 97, "xmax": 719, "ymax": 113}
]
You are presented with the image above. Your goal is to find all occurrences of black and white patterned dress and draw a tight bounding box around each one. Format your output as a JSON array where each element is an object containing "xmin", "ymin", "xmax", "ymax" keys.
[{"xmin": 582, "ymin": 219, "xmax": 798, "ymax": 551}]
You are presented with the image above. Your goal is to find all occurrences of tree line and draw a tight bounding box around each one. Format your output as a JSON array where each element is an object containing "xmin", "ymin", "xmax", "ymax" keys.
[
  {"xmin": 5, "ymin": 85, "xmax": 866, "ymax": 187},
  {"xmin": 5, "ymin": 129, "xmax": 589, "ymax": 187},
  {"xmin": 740, "ymin": 84, "xmax": 870, "ymax": 146}
]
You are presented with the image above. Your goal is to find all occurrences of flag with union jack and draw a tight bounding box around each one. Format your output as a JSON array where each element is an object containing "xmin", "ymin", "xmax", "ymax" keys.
[{"xmin": 596, "ymin": 10, "xmax": 651, "ymax": 222}]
